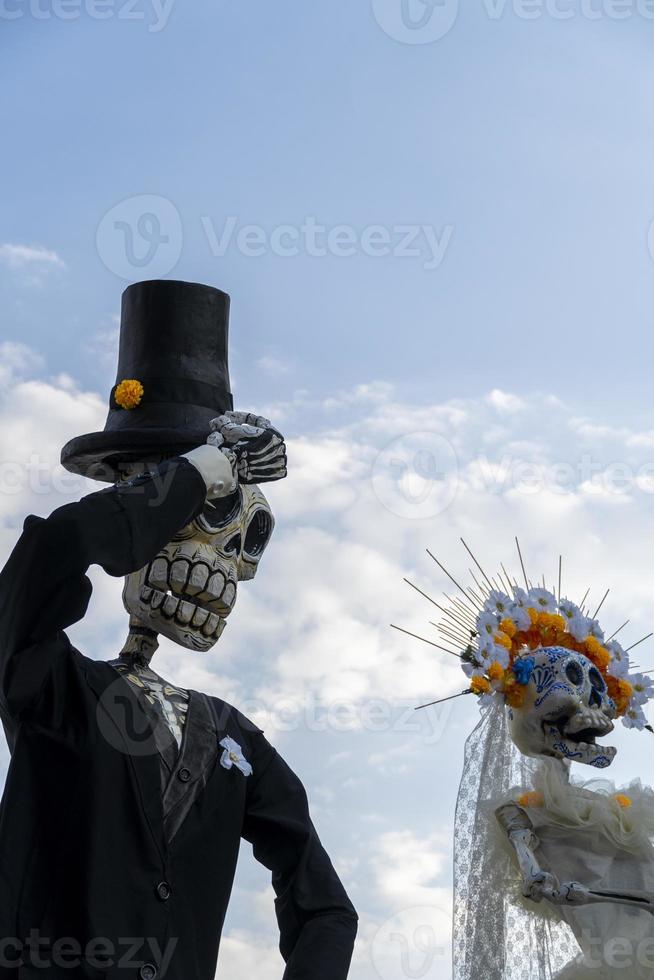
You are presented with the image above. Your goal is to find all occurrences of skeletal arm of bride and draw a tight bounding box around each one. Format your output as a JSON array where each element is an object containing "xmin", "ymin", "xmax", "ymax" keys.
[{"xmin": 496, "ymin": 802, "xmax": 654, "ymax": 915}]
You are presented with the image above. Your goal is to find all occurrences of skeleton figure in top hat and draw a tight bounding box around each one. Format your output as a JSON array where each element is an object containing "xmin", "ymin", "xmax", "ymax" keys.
[
  {"xmin": 403, "ymin": 543, "xmax": 654, "ymax": 980},
  {"xmin": 0, "ymin": 280, "xmax": 357, "ymax": 980}
]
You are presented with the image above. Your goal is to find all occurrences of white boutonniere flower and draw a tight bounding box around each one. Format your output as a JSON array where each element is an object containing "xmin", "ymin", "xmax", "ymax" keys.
[{"xmin": 219, "ymin": 736, "xmax": 253, "ymax": 777}]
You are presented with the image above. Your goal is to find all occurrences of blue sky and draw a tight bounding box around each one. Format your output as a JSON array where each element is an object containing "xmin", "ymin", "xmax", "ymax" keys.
[
  {"xmin": 4, "ymin": 2, "xmax": 654, "ymax": 416},
  {"xmin": 4, "ymin": 3, "xmax": 654, "ymax": 978}
]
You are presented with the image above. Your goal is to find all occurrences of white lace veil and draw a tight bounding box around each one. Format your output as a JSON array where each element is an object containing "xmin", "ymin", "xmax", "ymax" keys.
[{"xmin": 452, "ymin": 699, "xmax": 578, "ymax": 980}]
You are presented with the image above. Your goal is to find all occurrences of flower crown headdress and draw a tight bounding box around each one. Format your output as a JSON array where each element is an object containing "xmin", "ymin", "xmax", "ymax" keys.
[{"xmin": 395, "ymin": 539, "xmax": 654, "ymax": 732}]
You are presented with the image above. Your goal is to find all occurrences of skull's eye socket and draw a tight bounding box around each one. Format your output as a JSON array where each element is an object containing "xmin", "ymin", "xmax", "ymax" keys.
[
  {"xmin": 223, "ymin": 533, "xmax": 241, "ymax": 556},
  {"xmin": 589, "ymin": 667, "xmax": 606, "ymax": 692},
  {"xmin": 201, "ymin": 490, "xmax": 241, "ymax": 529},
  {"xmin": 243, "ymin": 509, "xmax": 273, "ymax": 557},
  {"xmin": 565, "ymin": 660, "xmax": 584, "ymax": 687}
]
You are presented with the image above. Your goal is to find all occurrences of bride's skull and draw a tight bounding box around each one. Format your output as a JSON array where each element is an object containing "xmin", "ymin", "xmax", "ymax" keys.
[
  {"xmin": 509, "ymin": 647, "xmax": 617, "ymax": 769},
  {"xmin": 122, "ymin": 484, "xmax": 274, "ymax": 651}
]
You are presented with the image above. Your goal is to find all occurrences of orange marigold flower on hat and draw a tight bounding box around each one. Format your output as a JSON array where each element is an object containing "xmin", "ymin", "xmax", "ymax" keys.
[
  {"xmin": 470, "ymin": 676, "xmax": 491, "ymax": 697},
  {"xmin": 517, "ymin": 790, "xmax": 544, "ymax": 808},
  {"xmin": 527, "ymin": 608, "xmax": 539, "ymax": 626},
  {"xmin": 614, "ymin": 794, "xmax": 633, "ymax": 809},
  {"xmin": 115, "ymin": 379, "xmax": 144, "ymax": 410}
]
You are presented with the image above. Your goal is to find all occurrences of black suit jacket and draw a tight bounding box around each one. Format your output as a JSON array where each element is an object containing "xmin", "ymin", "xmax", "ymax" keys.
[{"xmin": 0, "ymin": 458, "xmax": 357, "ymax": 979}]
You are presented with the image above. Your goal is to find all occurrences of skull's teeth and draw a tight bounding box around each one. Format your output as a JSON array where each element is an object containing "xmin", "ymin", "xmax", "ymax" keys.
[
  {"xmin": 145, "ymin": 557, "xmax": 235, "ymax": 612},
  {"xmin": 139, "ymin": 586, "xmax": 224, "ymax": 638},
  {"xmin": 564, "ymin": 708, "xmax": 614, "ymax": 738}
]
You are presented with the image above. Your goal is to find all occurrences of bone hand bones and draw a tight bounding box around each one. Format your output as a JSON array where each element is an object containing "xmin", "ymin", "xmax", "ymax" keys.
[
  {"xmin": 207, "ymin": 411, "xmax": 288, "ymax": 485},
  {"xmin": 496, "ymin": 803, "xmax": 654, "ymax": 915}
]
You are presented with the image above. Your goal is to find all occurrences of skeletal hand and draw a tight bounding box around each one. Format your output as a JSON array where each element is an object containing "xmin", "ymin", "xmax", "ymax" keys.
[
  {"xmin": 551, "ymin": 881, "xmax": 592, "ymax": 907},
  {"xmin": 523, "ymin": 870, "xmax": 559, "ymax": 904},
  {"xmin": 207, "ymin": 412, "xmax": 287, "ymax": 485}
]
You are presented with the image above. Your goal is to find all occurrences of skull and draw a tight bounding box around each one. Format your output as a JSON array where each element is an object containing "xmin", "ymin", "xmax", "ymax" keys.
[
  {"xmin": 122, "ymin": 483, "xmax": 274, "ymax": 651},
  {"xmin": 508, "ymin": 647, "xmax": 617, "ymax": 769}
]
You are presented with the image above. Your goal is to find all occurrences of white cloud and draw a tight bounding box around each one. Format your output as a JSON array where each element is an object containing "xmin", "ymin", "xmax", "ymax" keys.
[
  {"xmin": 0, "ymin": 243, "xmax": 65, "ymax": 269},
  {"xmin": 369, "ymin": 829, "xmax": 451, "ymax": 908},
  {"xmin": 215, "ymin": 932, "xmax": 281, "ymax": 980},
  {"xmin": 0, "ymin": 340, "xmax": 44, "ymax": 386},
  {"xmin": 486, "ymin": 388, "xmax": 525, "ymax": 414}
]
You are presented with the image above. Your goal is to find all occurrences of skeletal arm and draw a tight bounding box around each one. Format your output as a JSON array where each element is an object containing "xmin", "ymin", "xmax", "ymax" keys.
[
  {"xmin": 496, "ymin": 803, "xmax": 654, "ymax": 915},
  {"xmin": 495, "ymin": 803, "xmax": 559, "ymax": 902}
]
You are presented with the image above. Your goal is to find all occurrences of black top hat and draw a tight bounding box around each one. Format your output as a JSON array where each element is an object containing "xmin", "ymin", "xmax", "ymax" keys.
[{"xmin": 60, "ymin": 279, "xmax": 234, "ymax": 483}]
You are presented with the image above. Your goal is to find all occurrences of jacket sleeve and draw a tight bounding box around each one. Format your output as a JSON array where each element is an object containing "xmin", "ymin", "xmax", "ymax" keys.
[
  {"xmin": 0, "ymin": 457, "xmax": 207, "ymax": 716},
  {"xmin": 242, "ymin": 733, "xmax": 358, "ymax": 979}
]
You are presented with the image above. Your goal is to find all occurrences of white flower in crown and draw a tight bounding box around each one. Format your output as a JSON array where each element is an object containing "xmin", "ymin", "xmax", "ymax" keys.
[
  {"xmin": 483, "ymin": 590, "xmax": 514, "ymax": 618},
  {"xmin": 477, "ymin": 611, "xmax": 500, "ymax": 642},
  {"xmin": 509, "ymin": 588, "xmax": 532, "ymax": 630},
  {"xmin": 622, "ymin": 704, "xmax": 648, "ymax": 731},
  {"xmin": 606, "ymin": 640, "xmax": 630, "ymax": 679},
  {"xmin": 567, "ymin": 611, "xmax": 592, "ymax": 642},
  {"xmin": 559, "ymin": 597, "xmax": 581, "ymax": 622},
  {"xmin": 478, "ymin": 638, "xmax": 510, "ymax": 670},
  {"xmin": 630, "ymin": 673, "xmax": 654, "ymax": 707},
  {"xmin": 527, "ymin": 587, "xmax": 557, "ymax": 614},
  {"xmin": 585, "ymin": 618, "xmax": 605, "ymax": 642},
  {"xmin": 513, "ymin": 587, "xmax": 529, "ymax": 607},
  {"xmin": 219, "ymin": 736, "xmax": 253, "ymax": 777}
]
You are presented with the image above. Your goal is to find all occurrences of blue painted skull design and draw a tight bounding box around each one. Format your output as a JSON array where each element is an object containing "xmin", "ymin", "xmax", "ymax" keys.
[{"xmin": 509, "ymin": 646, "xmax": 617, "ymax": 768}]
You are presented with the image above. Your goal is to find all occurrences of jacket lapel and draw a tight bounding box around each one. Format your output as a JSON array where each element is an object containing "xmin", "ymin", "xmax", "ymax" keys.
[
  {"xmin": 81, "ymin": 661, "xmax": 242, "ymax": 852},
  {"xmin": 82, "ymin": 658, "xmax": 167, "ymax": 860},
  {"xmin": 162, "ymin": 691, "xmax": 223, "ymax": 842}
]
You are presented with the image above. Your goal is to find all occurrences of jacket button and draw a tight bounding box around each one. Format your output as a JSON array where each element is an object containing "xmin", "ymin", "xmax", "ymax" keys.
[
  {"xmin": 139, "ymin": 966, "xmax": 157, "ymax": 980},
  {"xmin": 156, "ymin": 881, "xmax": 171, "ymax": 901},
  {"xmin": 178, "ymin": 767, "xmax": 192, "ymax": 782}
]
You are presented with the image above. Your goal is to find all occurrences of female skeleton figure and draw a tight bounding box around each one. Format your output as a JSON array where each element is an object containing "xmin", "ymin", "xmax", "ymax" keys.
[{"xmin": 407, "ymin": 545, "xmax": 654, "ymax": 980}]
